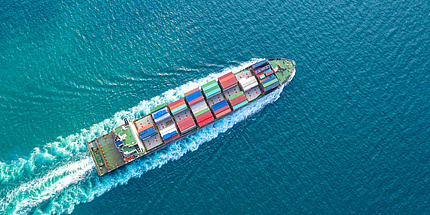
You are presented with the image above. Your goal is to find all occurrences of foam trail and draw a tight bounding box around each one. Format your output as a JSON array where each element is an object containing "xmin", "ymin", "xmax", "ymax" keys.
[{"xmin": 1, "ymin": 59, "xmax": 280, "ymax": 214}]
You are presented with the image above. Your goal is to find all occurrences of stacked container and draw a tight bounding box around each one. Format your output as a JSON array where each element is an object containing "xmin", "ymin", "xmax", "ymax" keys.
[
  {"xmin": 168, "ymin": 98, "xmax": 196, "ymax": 134},
  {"xmin": 219, "ymin": 72, "xmax": 248, "ymax": 110},
  {"xmin": 134, "ymin": 115, "xmax": 162, "ymax": 151},
  {"xmin": 252, "ymin": 60, "xmax": 280, "ymax": 92},
  {"xmin": 252, "ymin": 59, "xmax": 269, "ymax": 70},
  {"xmin": 235, "ymin": 69, "xmax": 262, "ymax": 102},
  {"xmin": 185, "ymin": 88, "xmax": 215, "ymax": 127},
  {"xmin": 201, "ymin": 80, "xmax": 231, "ymax": 118},
  {"xmin": 150, "ymin": 104, "xmax": 180, "ymax": 143}
]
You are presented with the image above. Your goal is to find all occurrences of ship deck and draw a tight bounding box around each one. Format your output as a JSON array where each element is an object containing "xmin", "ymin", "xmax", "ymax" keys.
[
  {"xmin": 269, "ymin": 59, "xmax": 295, "ymax": 84},
  {"xmin": 87, "ymin": 132, "xmax": 125, "ymax": 175}
]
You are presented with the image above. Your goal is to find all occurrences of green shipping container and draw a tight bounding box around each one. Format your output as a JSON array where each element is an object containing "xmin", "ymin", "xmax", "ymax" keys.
[
  {"xmin": 150, "ymin": 104, "xmax": 166, "ymax": 113},
  {"xmin": 229, "ymin": 91, "xmax": 244, "ymax": 101},
  {"xmin": 194, "ymin": 107, "xmax": 210, "ymax": 117},
  {"xmin": 263, "ymin": 79, "xmax": 279, "ymax": 88}
]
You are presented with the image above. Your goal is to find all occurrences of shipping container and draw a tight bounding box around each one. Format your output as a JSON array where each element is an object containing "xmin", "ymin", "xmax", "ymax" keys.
[
  {"xmin": 238, "ymin": 77, "xmax": 258, "ymax": 92},
  {"xmin": 228, "ymin": 91, "xmax": 244, "ymax": 100},
  {"xmin": 186, "ymin": 90, "xmax": 203, "ymax": 102},
  {"xmin": 215, "ymin": 108, "xmax": 231, "ymax": 118},
  {"xmin": 177, "ymin": 116, "xmax": 196, "ymax": 132},
  {"xmin": 134, "ymin": 115, "xmax": 159, "ymax": 148},
  {"xmin": 201, "ymin": 80, "xmax": 222, "ymax": 98},
  {"xmin": 207, "ymin": 94, "xmax": 224, "ymax": 106},
  {"xmin": 253, "ymin": 64, "xmax": 271, "ymax": 74},
  {"xmin": 251, "ymin": 59, "xmax": 268, "ymax": 70},
  {"xmin": 164, "ymin": 133, "xmax": 180, "ymax": 143},
  {"xmin": 168, "ymin": 98, "xmax": 186, "ymax": 111},
  {"xmin": 234, "ymin": 70, "xmax": 262, "ymax": 102},
  {"xmin": 261, "ymin": 75, "xmax": 277, "ymax": 85},
  {"xmin": 139, "ymin": 126, "xmax": 156, "ymax": 140},
  {"xmin": 214, "ymin": 105, "xmax": 230, "ymax": 115},
  {"xmin": 188, "ymin": 99, "xmax": 205, "ymax": 113},
  {"xmin": 151, "ymin": 103, "xmax": 179, "ymax": 144},
  {"xmin": 218, "ymin": 72, "xmax": 238, "ymax": 89},
  {"xmin": 264, "ymin": 81, "xmax": 280, "ymax": 91},
  {"xmin": 197, "ymin": 113, "xmax": 215, "ymax": 126},
  {"xmin": 265, "ymin": 70, "xmax": 274, "ymax": 76},
  {"xmin": 230, "ymin": 94, "xmax": 247, "ymax": 107},
  {"xmin": 232, "ymin": 100, "xmax": 248, "ymax": 110},
  {"xmin": 150, "ymin": 104, "xmax": 166, "ymax": 113},
  {"xmin": 184, "ymin": 88, "xmax": 200, "ymax": 96},
  {"xmin": 212, "ymin": 100, "xmax": 228, "ymax": 112}
]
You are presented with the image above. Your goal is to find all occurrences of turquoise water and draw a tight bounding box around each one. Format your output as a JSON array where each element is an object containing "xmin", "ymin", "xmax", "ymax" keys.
[{"xmin": 1, "ymin": 0, "xmax": 429, "ymax": 214}]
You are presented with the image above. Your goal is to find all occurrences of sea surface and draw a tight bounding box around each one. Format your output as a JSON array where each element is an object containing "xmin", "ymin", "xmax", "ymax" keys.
[{"xmin": 0, "ymin": 0, "xmax": 429, "ymax": 214}]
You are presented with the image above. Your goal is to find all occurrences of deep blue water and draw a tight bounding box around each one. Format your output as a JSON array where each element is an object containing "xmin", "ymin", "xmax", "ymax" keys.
[{"xmin": 1, "ymin": 0, "xmax": 429, "ymax": 214}]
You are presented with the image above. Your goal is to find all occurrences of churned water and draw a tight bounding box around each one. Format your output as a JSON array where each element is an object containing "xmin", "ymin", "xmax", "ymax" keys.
[{"xmin": 0, "ymin": 0, "xmax": 429, "ymax": 214}]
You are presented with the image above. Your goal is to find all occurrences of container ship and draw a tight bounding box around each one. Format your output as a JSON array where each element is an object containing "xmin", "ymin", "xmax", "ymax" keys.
[{"xmin": 87, "ymin": 58, "xmax": 296, "ymax": 176}]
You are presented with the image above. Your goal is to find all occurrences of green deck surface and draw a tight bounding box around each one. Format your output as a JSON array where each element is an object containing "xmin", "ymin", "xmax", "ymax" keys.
[
  {"xmin": 115, "ymin": 125, "xmax": 136, "ymax": 147},
  {"xmin": 269, "ymin": 59, "xmax": 295, "ymax": 85}
]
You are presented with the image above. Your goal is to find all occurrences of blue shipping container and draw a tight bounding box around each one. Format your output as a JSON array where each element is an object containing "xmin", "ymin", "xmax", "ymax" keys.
[
  {"xmin": 139, "ymin": 128, "xmax": 156, "ymax": 139},
  {"xmin": 252, "ymin": 60, "xmax": 268, "ymax": 69},
  {"xmin": 264, "ymin": 81, "xmax": 280, "ymax": 91},
  {"xmin": 139, "ymin": 126, "xmax": 155, "ymax": 136},
  {"xmin": 186, "ymin": 90, "xmax": 202, "ymax": 102},
  {"xmin": 153, "ymin": 109, "xmax": 167, "ymax": 119},
  {"xmin": 262, "ymin": 75, "xmax": 277, "ymax": 85},
  {"xmin": 254, "ymin": 65, "xmax": 271, "ymax": 74},
  {"xmin": 163, "ymin": 130, "xmax": 178, "ymax": 140},
  {"xmin": 212, "ymin": 100, "xmax": 228, "ymax": 112}
]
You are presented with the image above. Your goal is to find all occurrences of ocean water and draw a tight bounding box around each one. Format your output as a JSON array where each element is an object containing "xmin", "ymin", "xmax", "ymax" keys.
[{"xmin": 0, "ymin": 0, "xmax": 429, "ymax": 214}]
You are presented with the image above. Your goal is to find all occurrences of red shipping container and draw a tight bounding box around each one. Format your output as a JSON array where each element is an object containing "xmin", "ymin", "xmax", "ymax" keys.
[
  {"xmin": 169, "ymin": 98, "xmax": 185, "ymax": 110},
  {"xmin": 218, "ymin": 72, "xmax": 234, "ymax": 82},
  {"xmin": 198, "ymin": 116, "xmax": 214, "ymax": 127},
  {"xmin": 230, "ymin": 94, "xmax": 247, "ymax": 106},
  {"xmin": 137, "ymin": 123, "xmax": 154, "ymax": 133},
  {"xmin": 177, "ymin": 116, "xmax": 195, "ymax": 131},
  {"xmin": 195, "ymin": 111, "xmax": 211, "ymax": 121},
  {"xmin": 215, "ymin": 109, "xmax": 231, "ymax": 118},
  {"xmin": 221, "ymin": 79, "xmax": 237, "ymax": 89},
  {"xmin": 218, "ymin": 72, "xmax": 238, "ymax": 89},
  {"xmin": 197, "ymin": 113, "xmax": 213, "ymax": 123},
  {"xmin": 256, "ymin": 72, "xmax": 265, "ymax": 78},
  {"xmin": 214, "ymin": 105, "xmax": 230, "ymax": 115}
]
